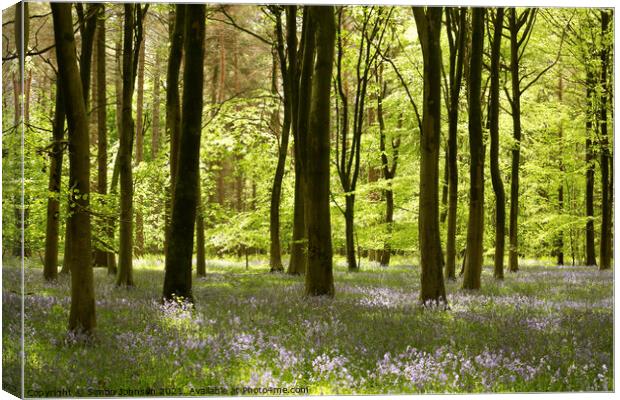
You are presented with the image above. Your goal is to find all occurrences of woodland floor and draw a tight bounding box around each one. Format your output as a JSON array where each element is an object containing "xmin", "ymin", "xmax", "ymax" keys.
[{"xmin": 2, "ymin": 256, "xmax": 613, "ymax": 396}]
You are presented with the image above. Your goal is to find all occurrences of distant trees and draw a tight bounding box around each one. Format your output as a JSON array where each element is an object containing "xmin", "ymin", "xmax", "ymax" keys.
[
  {"xmin": 162, "ymin": 4, "xmax": 206, "ymax": 302},
  {"xmin": 51, "ymin": 2, "xmax": 96, "ymax": 332}
]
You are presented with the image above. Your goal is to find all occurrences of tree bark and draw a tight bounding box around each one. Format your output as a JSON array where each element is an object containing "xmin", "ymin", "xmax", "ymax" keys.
[
  {"xmin": 288, "ymin": 7, "xmax": 309, "ymax": 276},
  {"xmin": 165, "ymin": 5, "xmax": 185, "ymax": 252},
  {"xmin": 585, "ymin": 71, "xmax": 597, "ymax": 266},
  {"xmin": 196, "ymin": 181, "xmax": 206, "ymax": 277},
  {"xmin": 303, "ymin": 6, "xmax": 335, "ymax": 297},
  {"xmin": 413, "ymin": 7, "xmax": 447, "ymax": 304},
  {"xmin": 556, "ymin": 74, "xmax": 564, "ymax": 266},
  {"xmin": 43, "ymin": 80, "xmax": 65, "ymax": 281},
  {"xmin": 134, "ymin": 33, "xmax": 146, "ymax": 257},
  {"xmin": 489, "ymin": 8, "xmax": 505, "ymax": 279},
  {"xmin": 94, "ymin": 5, "xmax": 111, "ymax": 269},
  {"xmin": 508, "ymin": 8, "xmax": 523, "ymax": 272},
  {"xmin": 444, "ymin": 8, "xmax": 466, "ymax": 281},
  {"xmin": 269, "ymin": 7, "xmax": 293, "ymax": 273},
  {"xmin": 117, "ymin": 4, "xmax": 146, "ymax": 286},
  {"xmin": 152, "ymin": 51, "xmax": 161, "ymax": 158},
  {"xmin": 599, "ymin": 10, "xmax": 611, "ymax": 270},
  {"xmin": 52, "ymin": 3, "xmax": 96, "ymax": 333},
  {"xmin": 163, "ymin": 4, "xmax": 206, "ymax": 302},
  {"xmin": 462, "ymin": 7, "xmax": 485, "ymax": 290}
]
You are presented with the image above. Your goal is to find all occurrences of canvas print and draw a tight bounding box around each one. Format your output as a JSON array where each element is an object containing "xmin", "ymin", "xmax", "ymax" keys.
[{"xmin": 1, "ymin": 2, "xmax": 614, "ymax": 397}]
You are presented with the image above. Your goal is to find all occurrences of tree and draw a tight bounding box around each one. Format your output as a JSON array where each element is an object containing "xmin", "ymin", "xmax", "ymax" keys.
[
  {"xmin": 412, "ymin": 7, "xmax": 447, "ymax": 304},
  {"xmin": 598, "ymin": 10, "xmax": 612, "ymax": 270},
  {"xmin": 288, "ymin": 7, "xmax": 308, "ymax": 276},
  {"xmin": 51, "ymin": 2, "xmax": 96, "ymax": 333},
  {"xmin": 268, "ymin": 5, "xmax": 293, "ymax": 273},
  {"xmin": 488, "ymin": 8, "xmax": 506, "ymax": 279},
  {"xmin": 505, "ymin": 8, "xmax": 561, "ymax": 272},
  {"xmin": 134, "ymin": 29, "xmax": 146, "ymax": 257},
  {"xmin": 462, "ymin": 7, "xmax": 485, "ymax": 290},
  {"xmin": 443, "ymin": 7, "xmax": 467, "ymax": 280},
  {"xmin": 93, "ymin": 5, "xmax": 113, "ymax": 270},
  {"xmin": 117, "ymin": 4, "xmax": 147, "ymax": 287},
  {"xmin": 43, "ymin": 78, "xmax": 64, "ymax": 281},
  {"xmin": 375, "ymin": 62, "xmax": 400, "ymax": 268},
  {"xmin": 162, "ymin": 4, "xmax": 206, "ymax": 302},
  {"xmin": 165, "ymin": 5, "xmax": 185, "ymax": 251},
  {"xmin": 303, "ymin": 5, "xmax": 336, "ymax": 296},
  {"xmin": 62, "ymin": 3, "xmax": 99, "ymax": 275},
  {"xmin": 334, "ymin": 7, "xmax": 388, "ymax": 271}
]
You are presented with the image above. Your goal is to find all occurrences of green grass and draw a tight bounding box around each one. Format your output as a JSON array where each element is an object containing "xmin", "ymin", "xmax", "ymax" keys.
[{"xmin": 2, "ymin": 256, "xmax": 613, "ymax": 396}]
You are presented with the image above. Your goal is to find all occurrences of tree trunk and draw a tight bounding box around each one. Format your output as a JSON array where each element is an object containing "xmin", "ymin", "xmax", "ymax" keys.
[
  {"xmin": 134, "ymin": 34, "xmax": 146, "ymax": 257},
  {"xmin": 269, "ymin": 7, "xmax": 293, "ymax": 273},
  {"xmin": 508, "ymin": 8, "xmax": 522, "ymax": 273},
  {"xmin": 462, "ymin": 8, "xmax": 485, "ymax": 290},
  {"xmin": 376, "ymin": 74, "xmax": 398, "ymax": 268},
  {"xmin": 489, "ymin": 8, "xmax": 505, "ymax": 279},
  {"xmin": 556, "ymin": 74, "xmax": 564, "ymax": 266},
  {"xmin": 344, "ymin": 195, "xmax": 357, "ymax": 271},
  {"xmin": 117, "ymin": 4, "xmax": 142, "ymax": 287},
  {"xmin": 445, "ymin": 8, "xmax": 466, "ymax": 281},
  {"xmin": 152, "ymin": 51, "xmax": 161, "ymax": 158},
  {"xmin": 585, "ymin": 71, "xmax": 597, "ymax": 266},
  {"xmin": 94, "ymin": 5, "xmax": 111, "ymax": 268},
  {"xmin": 162, "ymin": 4, "xmax": 206, "ymax": 302},
  {"xmin": 303, "ymin": 6, "xmax": 335, "ymax": 297},
  {"xmin": 288, "ymin": 7, "xmax": 309, "ymax": 276},
  {"xmin": 60, "ymin": 3, "xmax": 98, "ymax": 274},
  {"xmin": 413, "ymin": 7, "xmax": 447, "ymax": 304},
  {"xmin": 43, "ymin": 80, "xmax": 65, "ymax": 281},
  {"xmin": 599, "ymin": 10, "xmax": 611, "ymax": 270},
  {"xmin": 196, "ymin": 181, "xmax": 206, "ymax": 277},
  {"xmin": 52, "ymin": 3, "xmax": 96, "ymax": 333},
  {"xmin": 165, "ymin": 5, "xmax": 185, "ymax": 252}
]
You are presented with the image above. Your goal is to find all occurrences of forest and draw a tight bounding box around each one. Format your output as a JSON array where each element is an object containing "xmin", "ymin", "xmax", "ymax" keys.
[{"xmin": 1, "ymin": 2, "xmax": 614, "ymax": 396}]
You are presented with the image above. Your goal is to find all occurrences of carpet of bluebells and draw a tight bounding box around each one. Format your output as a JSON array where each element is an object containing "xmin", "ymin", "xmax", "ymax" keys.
[{"xmin": 2, "ymin": 256, "xmax": 613, "ymax": 395}]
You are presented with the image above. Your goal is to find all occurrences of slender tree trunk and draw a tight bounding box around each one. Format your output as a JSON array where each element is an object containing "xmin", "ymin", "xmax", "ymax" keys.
[
  {"xmin": 556, "ymin": 74, "xmax": 564, "ymax": 266},
  {"xmin": 444, "ymin": 8, "xmax": 466, "ymax": 281},
  {"xmin": 376, "ymin": 74, "xmax": 399, "ymax": 268},
  {"xmin": 163, "ymin": 4, "xmax": 206, "ymax": 302},
  {"xmin": 508, "ymin": 8, "xmax": 522, "ymax": 272},
  {"xmin": 94, "ymin": 6, "xmax": 111, "ymax": 268},
  {"xmin": 269, "ymin": 8, "xmax": 293, "ymax": 273},
  {"xmin": 43, "ymin": 80, "xmax": 65, "ymax": 281},
  {"xmin": 599, "ymin": 10, "xmax": 611, "ymax": 270},
  {"xmin": 152, "ymin": 51, "xmax": 161, "ymax": 158},
  {"xmin": 585, "ymin": 71, "xmax": 597, "ymax": 266},
  {"xmin": 303, "ymin": 6, "xmax": 335, "ymax": 297},
  {"xmin": 165, "ymin": 5, "xmax": 185, "ymax": 252},
  {"xmin": 344, "ymin": 196, "xmax": 357, "ymax": 270},
  {"xmin": 52, "ymin": 3, "xmax": 96, "ymax": 333},
  {"xmin": 117, "ymin": 4, "xmax": 141, "ymax": 287},
  {"xmin": 134, "ymin": 34, "xmax": 146, "ymax": 257},
  {"xmin": 288, "ymin": 7, "xmax": 309, "ymax": 276},
  {"xmin": 489, "ymin": 8, "xmax": 505, "ymax": 279},
  {"xmin": 462, "ymin": 7, "xmax": 485, "ymax": 290},
  {"xmin": 440, "ymin": 146, "xmax": 448, "ymax": 223},
  {"xmin": 196, "ymin": 181, "xmax": 206, "ymax": 277},
  {"xmin": 413, "ymin": 7, "xmax": 447, "ymax": 304}
]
